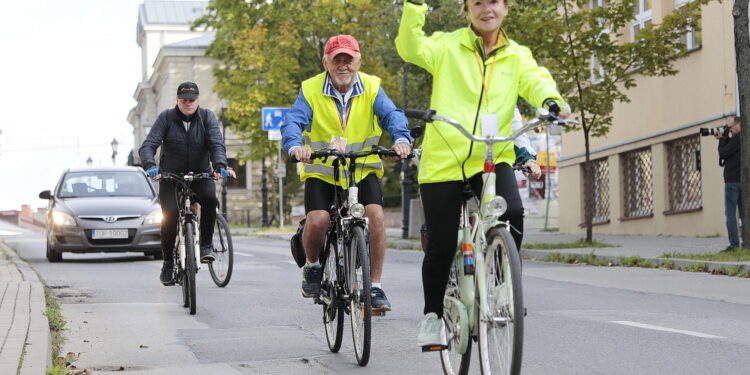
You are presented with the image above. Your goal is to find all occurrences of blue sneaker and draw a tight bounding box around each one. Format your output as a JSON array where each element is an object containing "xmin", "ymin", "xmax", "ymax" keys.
[
  {"xmin": 371, "ymin": 287, "xmax": 392, "ymax": 311},
  {"xmin": 301, "ymin": 265, "xmax": 322, "ymax": 297}
]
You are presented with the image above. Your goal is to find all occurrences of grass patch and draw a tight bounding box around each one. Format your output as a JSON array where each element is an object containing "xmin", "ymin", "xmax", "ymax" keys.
[
  {"xmin": 387, "ymin": 241, "xmax": 422, "ymax": 251},
  {"xmin": 661, "ymin": 248, "xmax": 750, "ymax": 262},
  {"xmin": 44, "ymin": 287, "xmax": 66, "ymax": 362},
  {"xmin": 619, "ymin": 256, "xmax": 656, "ymax": 268},
  {"xmin": 543, "ymin": 252, "xmax": 612, "ymax": 266},
  {"xmin": 525, "ymin": 240, "xmax": 617, "ymax": 250},
  {"xmin": 696, "ymin": 233, "xmax": 721, "ymax": 238},
  {"xmin": 680, "ymin": 262, "xmax": 708, "ymax": 273}
]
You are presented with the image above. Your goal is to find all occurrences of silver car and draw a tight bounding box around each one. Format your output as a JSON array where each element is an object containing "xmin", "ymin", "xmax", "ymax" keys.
[{"xmin": 39, "ymin": 166, "xmax": 162, "ymax": 262}]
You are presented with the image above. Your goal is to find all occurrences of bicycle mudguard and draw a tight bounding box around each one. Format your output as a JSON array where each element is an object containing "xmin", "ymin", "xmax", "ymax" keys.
[{"xmin": 291, "ymin": 219, "xmax": 306, "ymax": 268}]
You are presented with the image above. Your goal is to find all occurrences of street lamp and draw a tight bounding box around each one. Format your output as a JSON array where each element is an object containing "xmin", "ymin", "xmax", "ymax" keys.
[
  {"xmin": 110, "ymin": 138, "xmax": 119, "ymax": 165},
  {"xmin": 86, "ymin": 156, "xmax": 93, "ymax": 167}
]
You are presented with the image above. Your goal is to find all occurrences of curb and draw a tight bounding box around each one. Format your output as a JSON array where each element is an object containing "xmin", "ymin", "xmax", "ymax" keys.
[
  {"xmin": 0, "ymin": 241, "xmax": 52, "ymax": 374},
  {"xmin": 522, "ymin": 249, "xmax": 750, "ymax": 275}
]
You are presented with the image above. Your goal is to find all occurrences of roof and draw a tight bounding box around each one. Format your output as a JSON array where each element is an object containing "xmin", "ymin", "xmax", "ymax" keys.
[
  {"xmin": 139, "ymin": 0, "xmax": 208, "ymax": 25},
  {"xmin": 164, "ymin": 32, "xmax": 215, "ymax": 49}
]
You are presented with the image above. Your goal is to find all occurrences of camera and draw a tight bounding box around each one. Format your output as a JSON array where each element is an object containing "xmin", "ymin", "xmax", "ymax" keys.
[{"xmin": 699, "ymin": 125, "xmax": 729, "ymax": 137}]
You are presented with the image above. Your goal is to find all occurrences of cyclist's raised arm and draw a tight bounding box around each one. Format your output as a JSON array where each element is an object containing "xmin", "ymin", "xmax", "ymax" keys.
[
  {"xmin": 203, "ymin": 109, "xmax": 228, "ymax": 170},
  {"xmin": 516, "ymin": 45, "xmax": 567, "ymax": 111},
  {"xmin": 139, "ymin": 112, "xmax": 168, "ymax": 170},
  {"xmin": 395, "ymin": 1, "xmax": 441, "ymax": 73},
  {"xmin": 374, "ymin": 87, "xmax": 412, "ymax": 147},
  {"xmin": 281, "ymin": 89, "xmax": 313, "ymax": 157}
]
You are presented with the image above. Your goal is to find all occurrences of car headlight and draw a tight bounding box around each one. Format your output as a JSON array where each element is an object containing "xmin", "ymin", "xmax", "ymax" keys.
[
  {"xmin": 143, "ymin": 210, "xmax": 163, "ymax": 225},
  {"xmin": 350, "ymin": 203, "xmax": 365, "ymax": 218},
  {"xmin": 51, "ymin": 211, "xmax": 76, "ymax": 227}
]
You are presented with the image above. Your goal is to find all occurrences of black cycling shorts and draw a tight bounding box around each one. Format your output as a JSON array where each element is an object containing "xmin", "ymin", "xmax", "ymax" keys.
[{"xmin": 304, "ymin": 174, "xmax": 383, "ymax": 213}]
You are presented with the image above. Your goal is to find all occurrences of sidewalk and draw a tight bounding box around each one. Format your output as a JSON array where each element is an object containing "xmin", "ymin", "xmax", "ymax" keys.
[
  {"xmin": 242, "ymin": 226, "xmax": 750, "ymax": 274},
  {"xmin": 0, "ymin": 241, "xmax": 51, "ymax": 375}
]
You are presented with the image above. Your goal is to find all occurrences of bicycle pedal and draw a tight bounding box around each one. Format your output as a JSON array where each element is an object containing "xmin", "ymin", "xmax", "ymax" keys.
[
  {"xmin": 421, "ymin": 345, "xmax": 447, "ymax": 352},
  {"xmin": 372, "ymin": 310, "xmax": 386, "ymax": 317}
]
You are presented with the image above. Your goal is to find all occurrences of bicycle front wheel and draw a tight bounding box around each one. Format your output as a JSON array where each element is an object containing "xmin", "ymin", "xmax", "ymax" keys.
[
  {"xmin": 348, "ymin": 226, "xmax": 371, "ymax": 366},
  {"xmin": 478, "ymin": 227, "xmax": 524, "ymax": 375},
  {"xmin": 322, "ymin": 239, "xmax": 344, "ymax": 353},
  {"xmin": 209, "ymin": 215, "xmax": 234, "ymax": 287},
  {"xmin": 185, "ymin": 222, "xmax": 198, "ymax": 315}
]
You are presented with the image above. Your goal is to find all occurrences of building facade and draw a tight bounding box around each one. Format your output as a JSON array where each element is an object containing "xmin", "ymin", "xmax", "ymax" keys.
[
  {"xmin": 127, "ymin": 0, "xmax": 261, "ymax": 225},
  {"xmin": 558, "ymin": 1, "xmax": 738, "ymax": 236}
]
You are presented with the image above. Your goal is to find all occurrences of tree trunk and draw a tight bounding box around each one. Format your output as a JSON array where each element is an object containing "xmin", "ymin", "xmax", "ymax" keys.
[
  {"xmin": 733, "ymin": 0, "xmax": 750, "ymax": 249},
  {"xmin": 583, "ymin": 126, "xmax": 593, "ymax": 242}
]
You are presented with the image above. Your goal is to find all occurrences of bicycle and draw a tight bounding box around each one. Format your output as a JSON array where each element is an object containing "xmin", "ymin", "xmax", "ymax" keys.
[
  {"xmin": 209, "ymin": 206, "xmax": 233, "ymax": 287},
  {"xmin": 405, "ymin": 108, "xmax": 576, "ymax": 375},
  {"xmin": 295, "ymin": 146, "xmax": 410, "ymax": 366},
  {"xmin": 157, "ymin": 172, "xmax": 216, "ymax": 315}
]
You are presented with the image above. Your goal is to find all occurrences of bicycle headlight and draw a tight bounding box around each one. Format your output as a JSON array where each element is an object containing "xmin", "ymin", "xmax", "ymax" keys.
[
  {"xmin": 350, "ymin": 203, "xmax": 365, "ymax": 218},
  {"xmin": 485, "ymin": 196, "xmax": 508, "ymax": 217},
  {"xmin": 143, "ymin": 210, "xmax": 163, "ymax": 225},
  {"xmin": 51, "ymin": 211, "xmax": 76, "ymax": 226}
]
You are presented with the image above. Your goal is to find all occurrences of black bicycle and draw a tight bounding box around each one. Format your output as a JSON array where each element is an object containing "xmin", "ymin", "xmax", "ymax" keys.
[
  {"xmin": 297, "ymin": 146, "xmax": 409, "ymax": 366},
  {"xmin": 158, "ymin": 172, "xmax": 215, "ymax": 315}
]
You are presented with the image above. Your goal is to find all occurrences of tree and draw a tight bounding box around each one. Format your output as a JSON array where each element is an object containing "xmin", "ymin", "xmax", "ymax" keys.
[
  {"xmin": 732, "ymin": 0, "xmax": 750, "ymax": 250},
  {"xmin": 504, "ymin": 0, "xmax": 717, "ymax": 241}
]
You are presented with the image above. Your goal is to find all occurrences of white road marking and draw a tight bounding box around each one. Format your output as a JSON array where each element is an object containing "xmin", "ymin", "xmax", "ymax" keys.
[
  {"xmin": 234, "ymin": 252, "xmax": 254, "ymax": 257},
  {"xmin": 611, "ymin": 321, "xmax": 725, "ymax": 339}
]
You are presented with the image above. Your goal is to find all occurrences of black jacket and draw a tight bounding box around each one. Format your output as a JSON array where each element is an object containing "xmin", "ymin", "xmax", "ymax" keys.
[
  {"xmin": 718, "ymin": 133, "xmax": 741, "ymax": 183},
  {"xmin": 139, "ymin": 106, "xmax": 227, "ymax": 174}
]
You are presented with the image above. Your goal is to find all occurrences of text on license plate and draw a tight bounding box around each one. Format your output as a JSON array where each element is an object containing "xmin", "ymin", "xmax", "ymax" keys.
[{"xmin": 91, "ymin": 229, "xmax": 129, "ymax": 239}]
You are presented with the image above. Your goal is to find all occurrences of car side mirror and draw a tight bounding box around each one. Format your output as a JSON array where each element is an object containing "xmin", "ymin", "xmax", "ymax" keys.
[{"xmin": 39, "ymin": 190, "xmax": 52, "ymax": 200}]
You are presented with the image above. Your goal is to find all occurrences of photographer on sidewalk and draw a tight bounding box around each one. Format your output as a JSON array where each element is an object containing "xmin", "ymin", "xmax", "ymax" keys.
[{"xmin": 716, "ymin": 116, "xmax": 744, "ymax": 251}]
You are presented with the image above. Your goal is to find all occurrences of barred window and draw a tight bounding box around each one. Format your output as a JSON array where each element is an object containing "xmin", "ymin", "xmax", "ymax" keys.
[
  {"xmin": 621, "ymin": 147, "xmax": 653, "ymax": 218},
  {"xmin": 666, "ymin": 135, "xmax": 702, "ymax": 212},
  {"xmin": 583, "ymin": 158, "xmax": 610, "ymax": 224}
]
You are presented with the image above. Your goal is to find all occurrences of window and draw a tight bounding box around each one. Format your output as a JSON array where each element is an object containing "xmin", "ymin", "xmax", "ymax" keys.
[
  {"xmin": 226, "ymin": 158, "xmax": 247, "ymax": 189},
  {"xmin": 591, "ymin": 0, "xmax": 607, "ymax": 9},
  {"xmin": 675, "ymin": 0, "xmax": 702, "ymax": 50},
  {"xmin": 583, "ymin": 158, "xmax": 610, "ymax": 224},
  {"xmin": 60, "ymin": 171, "xmax": 153, "ymax": 198},
  {"xmin": 621, "ymin": 147, "xmax": 653, "ymax": 218},
  {"xmin": 591, "ymin": 54, "xmax": 605, "ymax": 84},
  {"xmin": 666, "ymin": 135, "xmax": 702, "ymax": 212},
  {"xmin": 632, "ymin": 0, "xmax": 653, "ymax": 41}
]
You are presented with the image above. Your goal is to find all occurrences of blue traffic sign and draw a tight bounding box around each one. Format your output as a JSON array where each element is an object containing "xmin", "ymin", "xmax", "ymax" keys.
[{"xmin": 262, "ymin": 107, "xmax": 289, "ymax": 131}]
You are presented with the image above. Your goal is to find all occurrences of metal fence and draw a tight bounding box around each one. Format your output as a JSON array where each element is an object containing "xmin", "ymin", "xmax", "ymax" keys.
[
  {"xmin": 666, "ymin": 135, "xmax": 702, "ymax": 213},
  {"xmin": 621, "ymin": 147, "xmax": 653, "ymax": 218}
]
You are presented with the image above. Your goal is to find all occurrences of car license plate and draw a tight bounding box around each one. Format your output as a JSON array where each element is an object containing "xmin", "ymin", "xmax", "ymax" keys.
[{"xmin": 91, "ymin": 229, "xmax": 128, "ymax": 239}]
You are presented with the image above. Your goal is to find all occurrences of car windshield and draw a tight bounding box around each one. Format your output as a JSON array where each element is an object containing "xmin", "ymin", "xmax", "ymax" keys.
[{"xmin": 59, "ymin": 171, "xmax": 154, "ymax": 198}]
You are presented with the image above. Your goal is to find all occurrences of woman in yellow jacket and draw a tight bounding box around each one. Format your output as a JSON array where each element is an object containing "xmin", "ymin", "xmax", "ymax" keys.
[{"xmin": 396, "ymin": 0, "xmax": 568, "ymax": 346}]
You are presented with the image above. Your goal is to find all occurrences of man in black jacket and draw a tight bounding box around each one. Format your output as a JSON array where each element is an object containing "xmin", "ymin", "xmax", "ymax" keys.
[
  {"xmin": 717, "ymin": 116, "xmax": 744, "ymax": 251},
  {"xmin": 139, "ymin": 82, "xmax": 235, "ymax": 285}
]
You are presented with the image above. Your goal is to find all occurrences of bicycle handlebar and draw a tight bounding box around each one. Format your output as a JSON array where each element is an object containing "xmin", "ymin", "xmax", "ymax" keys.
[
  {"xmin": 291, "ymin": 145, "xmax": 413, "ymax": 163},
  {"xmin": 405, "ymin": 108, "xmax": 579, "ymax": 144},
  {"xmin": 156, "ymin": 172, "xmax": 216, "ymax": 183}
]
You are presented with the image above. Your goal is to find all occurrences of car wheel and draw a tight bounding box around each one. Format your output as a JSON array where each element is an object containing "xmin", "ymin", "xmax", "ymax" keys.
[{"xmin": 46, "ymin": 241, "xmax": 62, "ymax": 263}]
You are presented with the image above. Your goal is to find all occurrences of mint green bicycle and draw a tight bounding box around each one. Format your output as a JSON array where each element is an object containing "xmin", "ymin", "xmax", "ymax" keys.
[{"xmin": 406, "ymin": 108, "xmax": 576, "ymax": 375}]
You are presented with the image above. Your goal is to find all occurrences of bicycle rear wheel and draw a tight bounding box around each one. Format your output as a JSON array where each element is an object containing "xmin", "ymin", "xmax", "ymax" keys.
[
  {"xmin": 440, "ymin": 257, "xmax": 472, "ymax": 375},
  {"xmin": 478, "ymin": 227, "xmax": 524, "ymax": 375},
  {"xmin": 348, "ymin": 226, "xmax": 371, "ymax": 366},
  {"xmin": 185, "ymin": 222, "xmax": 198, "ymax": 315},
  {"xmin": 209, "ymin": 215, "xmax": 234, "ymax": 287},
  {"xmin": 322, "ymin": 239, "xmax": 344, "ymax": 352}
]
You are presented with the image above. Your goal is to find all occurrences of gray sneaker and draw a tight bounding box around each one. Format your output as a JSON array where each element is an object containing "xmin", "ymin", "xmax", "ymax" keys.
[
  {"xmin": 417, "ymin": 312, "xmax": 446, "ymax": 347},
  {"xmin": 301, "ymin": 264, "xmax": 323, "ymax": 297}
]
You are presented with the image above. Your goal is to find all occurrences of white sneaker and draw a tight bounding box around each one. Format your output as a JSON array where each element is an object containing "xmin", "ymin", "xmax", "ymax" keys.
[{"xmin": 417, "ymin": 313, "xmax": 446, "ymax": 347}]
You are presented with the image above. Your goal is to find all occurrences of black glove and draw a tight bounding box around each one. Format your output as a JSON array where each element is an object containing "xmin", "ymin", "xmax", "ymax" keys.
[{"xmin": 543, "ymin": 99, "xmax": 562, "ymax": 116}]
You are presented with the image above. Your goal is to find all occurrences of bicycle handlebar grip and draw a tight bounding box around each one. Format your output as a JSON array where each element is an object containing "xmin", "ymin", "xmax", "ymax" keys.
[{"xmin": 404, "ymin": 109, "xmax": 436, "ymax": 122}]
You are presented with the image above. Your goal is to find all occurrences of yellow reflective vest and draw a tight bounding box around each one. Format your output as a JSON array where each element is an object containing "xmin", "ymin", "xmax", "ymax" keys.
[
  {"xmin": 396, "ymin": 2, "xmax": 566, "ymax": 184},
  {"xmin": 299, "ymin": 72, "xmax": 384, "ymax": 187}
]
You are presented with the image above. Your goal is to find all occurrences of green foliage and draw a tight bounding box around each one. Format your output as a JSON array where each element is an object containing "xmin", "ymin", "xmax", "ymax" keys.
[
  {"xmin": 681, "ymin": 262, "xmax": 708, "ymax": 272},
  {"xmin": 661, "ymin": 248, "xmax": 750, "ymax": 262}
]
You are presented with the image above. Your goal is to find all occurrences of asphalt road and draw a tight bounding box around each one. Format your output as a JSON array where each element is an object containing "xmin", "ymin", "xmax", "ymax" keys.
[{"xmin": 6, "ymin": 233, "xmax": 750, "ymax": 374}]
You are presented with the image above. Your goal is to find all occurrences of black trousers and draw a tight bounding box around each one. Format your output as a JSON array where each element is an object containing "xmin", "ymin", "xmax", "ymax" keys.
[
  {"xmin": 420, "ymin": 163, "xmax": 524, "ymax": 317},
  {"xmin": 158, "ymin": 179, "xmax": 217, "ymax": 262}
]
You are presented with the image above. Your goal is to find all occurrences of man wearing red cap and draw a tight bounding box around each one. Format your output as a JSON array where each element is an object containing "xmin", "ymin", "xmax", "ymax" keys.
[{"xmin": 282, "ymin": 34, "xmax": 412, "ymax": 312}]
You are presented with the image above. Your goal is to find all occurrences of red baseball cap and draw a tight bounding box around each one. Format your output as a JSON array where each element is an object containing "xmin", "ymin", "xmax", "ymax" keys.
[{"xmin": 324, "ymin": 35, "xmax": 360, "ymax": 59}]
